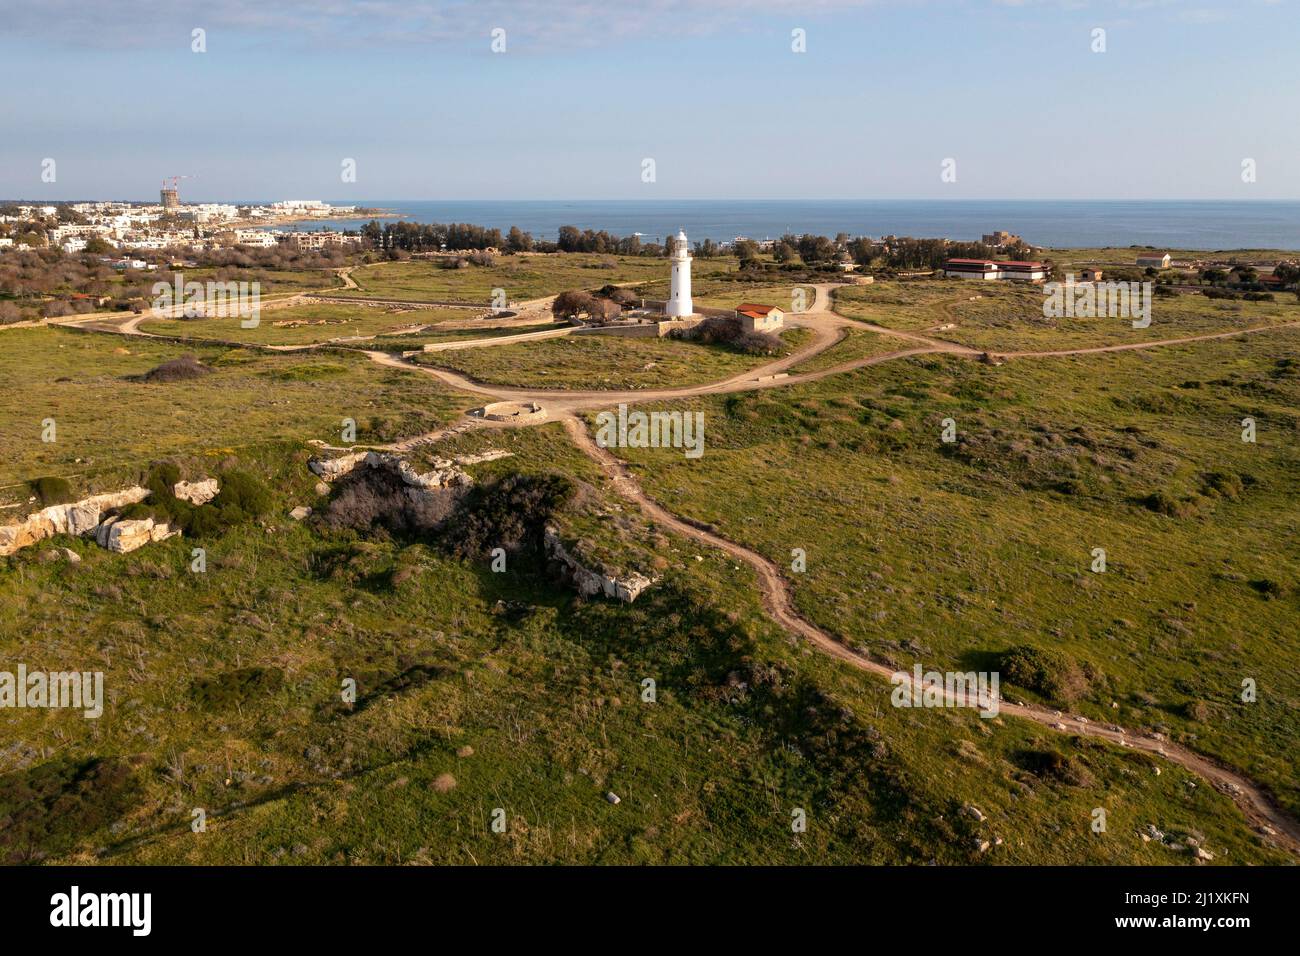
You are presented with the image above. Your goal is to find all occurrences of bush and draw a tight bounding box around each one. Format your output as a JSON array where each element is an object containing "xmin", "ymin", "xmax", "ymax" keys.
[
  {"xmin": 29, "ymin": 475, "xmax": 74, "ymax": 506},
  {"xmin": 210, "ymin": 469, "xmax": 272, "ymax": 524},
  {"xmin": 672, "ymin": 315, "xmax": 784, "ymax": 355},
  {"xmin": 138, "ymin": 355, "xmax": 213, "ymax": 383},
  {"xmin": 444, "ymin": 473, "xmax": 575, "ymax": 559},
  {"xmin": 1243, "ymin": 291, "xmax": 1274, "ymax": 302},
  {"xmin": 190, "ymin": 666, "xmax": 284, "ymax": 709},
  {"xmin": 998, "ymin": 645, "xmax": 1093, "ymax": 704},
  {"xmin": 1140, "ymin": 490, "xmax": 1202, "ymax": 518},
  {"xmin": 320, "ymin": 465, "xmax": 462, "ymax": 535}
]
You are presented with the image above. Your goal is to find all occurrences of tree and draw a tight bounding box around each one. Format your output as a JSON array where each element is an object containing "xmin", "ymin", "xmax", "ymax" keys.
[
  {"xmin": 557, "ymin": 225, "xmax": 582, "ymax": 252},
  {"xmin": 506, "ymin": 226, "xmax": 533, "ymax": 253},
  {"xmin": 772, "ymin": 241, "xmax": 797, "ymax": 264},
  {"xmin": 552, "ymin": 289, "xmax": 595, "ymax": 320}
]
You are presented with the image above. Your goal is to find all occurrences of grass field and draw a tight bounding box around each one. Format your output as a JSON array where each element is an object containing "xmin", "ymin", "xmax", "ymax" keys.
[
  {"xmin": 600, "ymin": 328, "xmax": 1300, "ymax": 822},
  {"xmin": 138, "ymin": 302, "xmax": 491, "ymax": 346},
  {"xmin": 2, "ymin": 249, "xmax": 1296, "ymax": 867},
  {"xmin": 0, "ymin": 327, "xmax": 464, "ymax": 509},
  {"xmin": 1, "ymin": 418, "xmax": 1286, "ymax": 865},
  {"xmin": 831, "ymin": 280, "xmax": 1300, "ymax": 352},
  {"xmin": 415, "ymin": 327, "xmax": 813, "ymax": 390},
  {"xmin": 336, "ymin": 254, "xmax": 742, "ymax": 304}
]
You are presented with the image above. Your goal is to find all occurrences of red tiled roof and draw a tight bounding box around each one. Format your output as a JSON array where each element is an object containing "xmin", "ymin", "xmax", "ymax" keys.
[{"xmin": 737, "ymin": 303, "xmax": 778, "ymax": 315}]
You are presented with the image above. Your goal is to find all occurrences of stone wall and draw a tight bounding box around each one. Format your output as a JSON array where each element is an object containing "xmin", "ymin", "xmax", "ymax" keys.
[{"xmin": 544, "ymin": 525, "xmax": 656, "ymax": 603}]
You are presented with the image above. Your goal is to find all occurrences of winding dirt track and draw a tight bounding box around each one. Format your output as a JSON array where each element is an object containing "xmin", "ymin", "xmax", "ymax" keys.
[{"xmin": 49, "ymin": 280, "xmax": 1300, "ymax": 855}]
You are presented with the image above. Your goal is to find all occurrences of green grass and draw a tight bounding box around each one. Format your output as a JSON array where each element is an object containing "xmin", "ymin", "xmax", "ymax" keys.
[
  {"xmin": 1, "ymin": 421, "xmax": 1285, "ymax": 865},
  {"xmin": 138, "ymin": 302, "xmax": 490, "ymax": 346},
  {"xmin": 600, "ymin": 329, "xmax": 1300, "ymax": 822},
  {"xmin": 337, "ymin": 254, "xmax": 740, "ymax": 304},
  {"xmin": 0, "ymin": 327, "xmax": 465, "ymax": 510},
  {"xmin": 832, "ymin": 280, "xmax": 1300, "ymax": 352},
  {"xmin": 2, "ymin": 255, "xmax": 1297, "ymax": 866},
  {"xmin": 415, "ymin": 328, "xmax": 812, "ymax": 390}
]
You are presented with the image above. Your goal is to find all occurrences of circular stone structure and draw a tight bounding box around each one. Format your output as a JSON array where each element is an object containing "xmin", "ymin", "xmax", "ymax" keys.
[{"xmin": 475, "ymin": 401, "xmax": 547, "ymax": 424}]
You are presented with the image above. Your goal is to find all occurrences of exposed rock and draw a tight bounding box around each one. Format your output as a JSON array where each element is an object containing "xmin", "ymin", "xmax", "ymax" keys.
[
  {"xmin": 544, "ymin": 525, "xmax": 656, "ymax": 603},
  {"xmin": 314, "ymin": 481, "xmax": 331, "ymax": 496},
  {"xmin": 0, "ymin": 486, "xmax": 150, "ymax": 557},
  {"xmin": 973, "ymin": 838, "xmax": 990, "ymax": 853},
  {"xmin": 288, "ymin": 506, "xmax": 312, "ymax": 521},
  {"xmin": 308, "ymin": 451, "xmax": 472, "ymax": 490},
  {"xmin": 453, "ymin": 449, "xmax": 512, "ymax": 466},
  {"xmin": 95, "ymin": 516, "xmax": 180, "ymax": 554},
  {"xmin": 173, "ymin": 478, "xmax": 219, "ymax": 505},
  {"xmin": 963, "ymin": 804, "xmax": 986, "ymax": 823},
  {"xmin": 606, "ymin": 792, "xmax": 621, "ymax": 805}
]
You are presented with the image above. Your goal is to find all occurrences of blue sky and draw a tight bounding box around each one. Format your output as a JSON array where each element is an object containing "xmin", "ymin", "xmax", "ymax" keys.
[{"xmin": 1, "ymin": 0, "xmax": 1296, "ymax": 201}]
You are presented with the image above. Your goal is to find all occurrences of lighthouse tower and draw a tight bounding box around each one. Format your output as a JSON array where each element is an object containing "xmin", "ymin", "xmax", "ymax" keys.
[{"xmin": 666, "ymin": 229, "xmax": 693, "ymax": 317}]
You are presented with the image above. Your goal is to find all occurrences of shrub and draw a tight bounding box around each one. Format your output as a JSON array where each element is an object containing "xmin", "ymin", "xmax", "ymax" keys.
[
  {"xmin": 29, "ymin": 475, "xmax": 74, "ymax": 506},
  {"xmin": 210, "ymin": 469, "xmax": 272, "ymax": 524},
  {"xmin": 190, "ymin": 666, "xmax": 284, "ymax": 709},
  {"xmin": 444, "ymin": 473, "xmax": 575, "ymax": 559},
  {"xmin": 1014, "ymin": 749, "xmax": 1094, "ymax": 787},
  {"xmin": 672, "ymin": 315, "xmax": 784, "ymax": 355},
  {"xmin": 320, "ymin": 465, "xmax": 462, "ymax": 535},
  {"xmin": 1140, "ymin": 490, "xmax": 1202, "ymax": 518},
  {"xmin": 998, "ymin": 645, "xmax": 1093, "ymax": 704},
  {"xmin": 138, "ymin": 355, "xmax": 213, "ymax": 383},
  {"xmin": 1200, "ymin": 472, "xmax": 1244, "ymax": 500}
]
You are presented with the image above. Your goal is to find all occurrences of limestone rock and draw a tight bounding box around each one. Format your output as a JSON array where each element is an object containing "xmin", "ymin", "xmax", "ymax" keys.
[
  {"xmin": 289, "ymin": 506, "xmax": 312, "ymax": 521},
  {"xmin": 307, "ymin": 451, "xmax": 472, "ymax": 489},
  {"xmin": 544, "ymin": 525, "xmax": 657, "ymax": 603},
  {"xmin": 95, "ymin": 516, "xmax": 180, "ymax": 554},
  {"xmin": 0, "ymin": 486, "xmax": 149, "ymax": 557},
  {"xmin": 173, "ymin": 478, "xmax": 219, "ymax": 505}
]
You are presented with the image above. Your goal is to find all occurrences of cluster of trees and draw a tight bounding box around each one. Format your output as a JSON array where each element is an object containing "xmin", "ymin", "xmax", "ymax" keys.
[
  {"xmin": 359, "ymin": 220, "xmax": 681, "ymax": 258},
  {"xmin": 551, "ymin": 285, "xmax": 638, "ymax": 323},
  {"xmin": 0, "ymin": 243, "xmax": 351, "ymax": 322}
]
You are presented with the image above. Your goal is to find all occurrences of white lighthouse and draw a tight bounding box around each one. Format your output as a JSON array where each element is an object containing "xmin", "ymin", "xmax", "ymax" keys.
[{"xmin": 666, "ymin": 229, "xmax": 693, "ymax": 317}]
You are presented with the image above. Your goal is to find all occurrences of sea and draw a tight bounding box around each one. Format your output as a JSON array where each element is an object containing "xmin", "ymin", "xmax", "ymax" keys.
[{"xmin": 261, "ymin": 200, "xmax": 1300, "ymax": 251}]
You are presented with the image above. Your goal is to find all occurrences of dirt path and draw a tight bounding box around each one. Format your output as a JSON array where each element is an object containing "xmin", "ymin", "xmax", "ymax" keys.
[
  {"xmin": 562, "ymin": 416, "xmax": 1300, "ymax": 856},
  {"xmin": 44, "ymin": 279, "xmax": 1300, "ymax": 853}
]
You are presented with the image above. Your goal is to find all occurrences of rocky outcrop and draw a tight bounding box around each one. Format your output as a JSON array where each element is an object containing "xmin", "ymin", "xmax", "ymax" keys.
[
  {"xmin": 308, "ymin": 451, "xmax": 473, "ymax": 490},
  {"xmin": 94, "ymin": 516, "xmax": 181, "ymax": 554},
  {"xmin": 173, "ymin": 478, "xmax": 219, "ymax": 505},
  {"xmin": 544, "ymin": 525, "xmax": 656, "ymax": 603},
  {"xmin": 0, "ymin": 487, "xmax": 150, "ymax": 557},
  {"xmin": 453, "ymin": 449, "xmax": 513, "ymax": 466}
]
